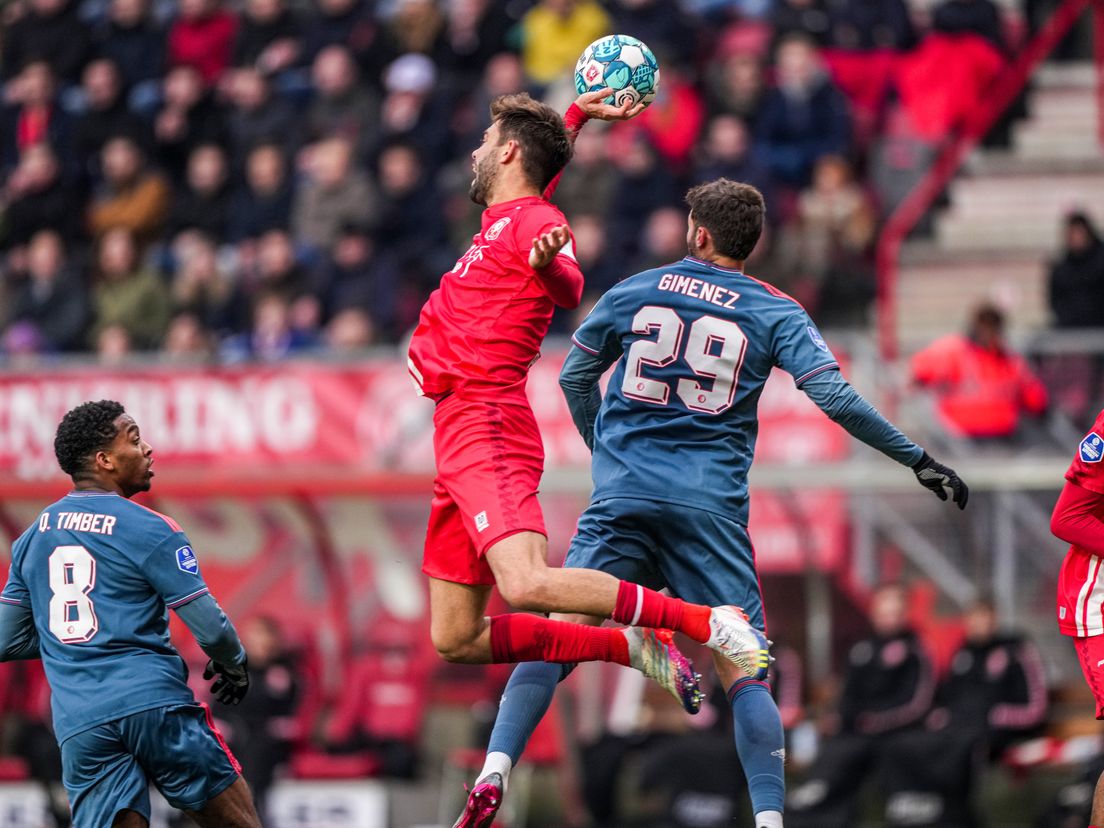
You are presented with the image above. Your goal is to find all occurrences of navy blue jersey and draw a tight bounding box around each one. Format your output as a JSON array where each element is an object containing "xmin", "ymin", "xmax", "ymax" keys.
[
  {"xmin": 1, "ymin": 491, "xmax": 211, "ymax": 742},
  {"xmin": 572, "ymin": 256, "xmax": 839, "ymax": 524}
]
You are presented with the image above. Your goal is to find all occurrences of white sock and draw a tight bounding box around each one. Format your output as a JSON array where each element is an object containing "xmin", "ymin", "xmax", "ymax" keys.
[
  {"xmin": 476, "ymin": 751, "xmax": 513, "ymax": 793},
  {"xmin": 756, "ymin": 810, "xmax": 783, "ymax": 828}
]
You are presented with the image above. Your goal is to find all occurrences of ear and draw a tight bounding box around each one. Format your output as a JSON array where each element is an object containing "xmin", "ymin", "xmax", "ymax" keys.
[
  {"xmin": 499, "ymin": 138, "xmax": 520, "ymax": 164},
  {"xmin": 695, "ymin": 225, "xmax": 711, "ymax": 253},
  {"xmin": 94, "ymin": 449, "xmax": 115, "ymax": 472}
]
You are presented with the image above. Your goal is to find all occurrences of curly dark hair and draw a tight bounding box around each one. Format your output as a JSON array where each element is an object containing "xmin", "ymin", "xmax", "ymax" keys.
[
  {"xmin": 54, "ymin": 400, "xmax": 125, "ymax": 478},
  {"xmin": 489, "ymin": 93, "xmax": 572, "ymax": 192}
]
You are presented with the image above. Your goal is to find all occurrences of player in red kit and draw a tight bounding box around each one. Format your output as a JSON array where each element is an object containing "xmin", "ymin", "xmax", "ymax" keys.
[
  {"xmin": 407, "ymin": 91, "xmax": 770, "ymax": 722},
  {"xmin": 1052, "ymin": 408, "xmax": 1104, "ymax": 827}
]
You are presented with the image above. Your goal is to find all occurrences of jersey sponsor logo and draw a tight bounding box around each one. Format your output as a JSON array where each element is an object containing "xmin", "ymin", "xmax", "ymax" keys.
[
  {"xmin": 484, "ymin": 217, "xmax": 511, "ymax": 240},
  {"xmin": 807, "ymin": 326, "xmax": 829, "ymax": 352},
  {"xmin": 1081, "ymin": 433, "xmax": 1103, "ymax": 463},
  {"xmin": 474, "ymin": 511, "xmax": 490, "ymax": 533},
  {"xmin": 176, "ymin": 545, "xmax": 199, "ymax": 574}
]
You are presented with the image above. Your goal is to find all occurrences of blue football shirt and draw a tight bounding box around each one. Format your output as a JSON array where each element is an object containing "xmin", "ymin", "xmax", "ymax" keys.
[
  {"xmin": 571, "ymin": 255, "xmax": 839, "ymax": 524},
  {"xmin": 1, "ymin": 491, "xmax": 211, "ymax": 742}
]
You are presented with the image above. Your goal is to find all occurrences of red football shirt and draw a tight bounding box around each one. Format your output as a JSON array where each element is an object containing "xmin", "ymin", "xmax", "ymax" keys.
[
  {"xmin": 1056, "ymin": 408, "xmax": 1104, "ymax": 636},
  {"xmin": 407, "ymin": 195, "xmax": 582, "ymax": 401}
]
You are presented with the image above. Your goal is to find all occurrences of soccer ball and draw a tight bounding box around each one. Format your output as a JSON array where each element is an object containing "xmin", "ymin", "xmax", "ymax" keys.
[{"xmin": 574, "ymin": 34, "xmax": 660, "ymax": 110}]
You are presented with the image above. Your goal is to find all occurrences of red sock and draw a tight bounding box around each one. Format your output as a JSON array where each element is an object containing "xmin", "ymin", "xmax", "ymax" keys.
[
  {"xmin": 612, "ymin": 581, "xmax": 712, "ymax": 643},
  {"xmin": 489, "ymin": 614, "xmax": 630, "ymax": 665}
]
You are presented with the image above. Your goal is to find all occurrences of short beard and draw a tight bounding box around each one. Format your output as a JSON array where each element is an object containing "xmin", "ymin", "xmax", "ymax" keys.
[{"xmin": 468, "ymin": 155, "xmax": 498, "ymax": 206}]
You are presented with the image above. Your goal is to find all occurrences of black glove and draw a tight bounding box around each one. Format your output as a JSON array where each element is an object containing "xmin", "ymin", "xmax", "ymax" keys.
[
  {"xmin": 203, "ymin": 658, "xmax": 249, "ymax": 705},
  {"xmin": 912, "ymin": 451, "xmax": 969, "ymax": 509}
]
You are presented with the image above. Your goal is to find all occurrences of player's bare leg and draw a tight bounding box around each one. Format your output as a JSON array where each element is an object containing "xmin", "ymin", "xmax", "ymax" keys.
[
  {"xmin": 1092, "ymin": 767, "xmax": 1104, "ymax": 825},
  {"xmin": 112, "ymin": 810, "xmax": 149, "ymax": 828},
  {"xmin": 428, "ymin": 576, "xmax": 494, "ymax": 663},
  {"xmin": 185, "ymin": 778, "xmax": 261, "ymax": 828},
  {"xmin": 484, "ymin": 532, "xmax": 770, "ymax": 674}
]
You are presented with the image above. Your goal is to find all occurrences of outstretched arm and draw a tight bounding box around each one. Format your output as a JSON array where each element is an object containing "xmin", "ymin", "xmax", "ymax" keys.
[
  {"xmin": 543, "ymin": 88, "xmax": 646, "ymax": 201},
  {"xmin": 801, "ymin": 369, "xmax": 969, "ymax": 508},
  {"xmin": 559, "ymin": 345, "xmax": 618, "ymax": 450},
  {"xmin": 0, "ymin": 601, "xmax": 39, "ymax": 661}
]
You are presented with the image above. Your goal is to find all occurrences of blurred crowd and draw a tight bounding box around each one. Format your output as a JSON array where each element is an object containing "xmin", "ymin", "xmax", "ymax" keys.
[{"xmin": 0, "ymin": 0, "xmax": 1053, "ymax": 365}]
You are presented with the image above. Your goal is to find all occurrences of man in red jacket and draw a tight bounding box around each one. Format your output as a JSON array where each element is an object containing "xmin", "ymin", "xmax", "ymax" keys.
[
  {"xmin": 1052, "ymin": 408, "xmax": 1104, "ymax": 826},
  {"xmin": 912, "ymin": 304, "xmax": 1048, "ymax": 440}
]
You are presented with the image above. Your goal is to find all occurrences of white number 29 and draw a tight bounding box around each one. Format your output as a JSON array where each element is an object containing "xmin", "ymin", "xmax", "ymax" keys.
[
  {"xmin": 622, "ymin": 306, "xmax": 747, "ymax": 415},
  {"xmin": 48, "ymin": 545, "xmax": 99, "ymax": 644}
]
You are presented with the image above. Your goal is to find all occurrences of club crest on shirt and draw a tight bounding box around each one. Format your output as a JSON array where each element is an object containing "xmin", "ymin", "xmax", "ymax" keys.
[
  {"xmin": 1080, "ymin": 432, "xmax": 1103, "ymax": 463},
  {"xmin": 807, "ymin": 326, "xmax": 829, "ymax": 352},
  {"xmin": 175, "ymin": 545, "xmax": 199, "ymax": 574},
  {"xmin": 484, "ymin": 217, "xmax": 511, "ymax": 241}
]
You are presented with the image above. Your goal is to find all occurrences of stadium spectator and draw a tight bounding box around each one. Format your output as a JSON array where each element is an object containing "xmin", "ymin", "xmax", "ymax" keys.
[
  {"xmin": 163, "ymin": 311, "xmax": 215, "ymax": 360},
  {"xmin": 705, "ymin": 52, "xmax": 767, "ymax": 125},
  {"xmin": 166, "ymin": 143, "xmax": 232, "ymax": 242},
  {"xmin": 385, "ymin": 0, "xmax": 448, "ymax": 60},
  {"xmin": 911, "ymin": 304, "xmax": 1050, "ymax": 440},
  {"xmin": 225, "ymin": 66, "xmax": 302, "ymax": 170},
  {"xmin": 90, "ymin": 227, "xmax": 171, "ymax": 348},
  {"xmin": 630, "ymin": 206, "xmax": 693, "ymax": 272},
  {"xmin": 929, "ymin": 598, "xmax": 1048, "ymax": 755},
  {"xmin": 87, "ymin": 135, "xmax": 170, "ymax": 243},
  {"xmin": 221, "ymin": 290, "xmax": 317, "ymax": 362},
  {"xmin": 95, "ymin": 322, "xmax": 134, "ymax": 363},
  {"xmin": 372, "ymin": 141, "xmax": 443, "ymax": 270},
  {"xmin": 0, "ymin": 0, "xmax": 89, "ymax": 84},
  {"xmin": 232, "ymin": 0, "xmax": 302, "ymax": 75},
  {"xmin": 691, "ymin": 114, "xmax": 775, "ymax": 211},
  {"xmin": 299, "ymin": 0, "xmax": 384, "ymax": 70},
  {"xmin": 152, "ymin": 64, "xmax": 228, "ymax": 182},
  {"xmin": 292, "ymin": 137, "xmax": 377, "ymax": 253},
  {"xmin": 439, "ymin": 0, "xmax": 513, "ymax": 91},
  {"xmin": 376, "ymin": 53, "xmax": 450, "ymax": 172},
  {"xmin": 519, "ymin": 0, "xmax": 611, "ymax": 87},
  {"xmin": 307, "ymin": 45, "xmax": 379, "ymax": 152},
  {"xmin": 247, "ymin": 228, "xmax": 317, "ymax": 304},
  {"xmin": 611, "ymin": 0, "xmax": 699, "ymax": 66},
  {"xmin": 2, "ymin": 230, "xmax": 87, "ymax": 352},
  {"xmin": 777, "ymin": 154, "xmax": 875, "ymax": 324},
  {"xmin": 1, "ymin": 62, "xmax": 73, "ymax": 176},
  {"xmin": 167, "ymin": 0, "xmax": 238, "ymax": 87},
  {"xmin": 317, "ymin": 222, "xmax": 401, "ymax": 341},
  {"xmin": 325, "ymin": 306, "xmax": 376, "ymax": 351},
  {"xmin": 72, "ymin": 59, "xmax": 151, "ymax": 179},
  {"xmin": 614, "ymin": 63, "xmax": 705, "ymax": 172},
  {"xmin": 169, "ymin": 232, "xmax": 240, "ymax": 335},
  {"xmin": 606, "ymin": 133, "xmax": 681, "ymax": 261},
  {"xmin": 931, "ymin": 0, "xmax": 1005, "ymax": 50},
  {"xmin": 221, "ymin": 616, "xmax": 300, "ymax": 821},
  {"xmin": 788, "ymin": 583, "xmax": 935, "ymax": 828},
  {"xmin": 569, "ymin": 213, "xmax": 621, "ymax": 296},
  {"xmin": 772, "ymin": 0, "xmax": 832, "ymax": 48},
  {"xmin": 91, "ymin": 0, "xmax": 166, "ymax": 102},
  {"xmin": 1, "ymin": 143, "xmax": 79, "ymax": 249},
  {"xmin": 226, "ymin": 142, "xmax": 294, "ymax": 243},
  {"xmin": 755, "ymin": 33, "xmax": 851, "ymax": 189},
  {"xmin": 1049, "ymin": 211, "xmax": 1104, "ymax": 329},
  {"xmin": 828, "ymin": 0, "xmax": 916, "ymax": 50}
]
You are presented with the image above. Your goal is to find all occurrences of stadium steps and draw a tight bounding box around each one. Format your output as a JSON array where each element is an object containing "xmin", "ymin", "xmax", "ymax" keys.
[{"xmin": 896, "ymin": 61, "xmax": 1103, "ymax": 350}]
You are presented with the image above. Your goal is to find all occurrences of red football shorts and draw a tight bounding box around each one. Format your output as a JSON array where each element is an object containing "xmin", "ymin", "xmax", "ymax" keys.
[
  {"xmin": 423, "ymin": 395, "xmax": 547, "ymax": 586},
  {"xmin": 1074, "ymin": 635, "xmax": 1104, "ymax": 719}
]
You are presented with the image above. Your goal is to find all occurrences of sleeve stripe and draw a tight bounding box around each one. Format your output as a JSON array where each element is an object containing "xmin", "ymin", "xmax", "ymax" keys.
[
  {"xmin": 794, "ymin": 362, "xmax": 840, "ymax": 386},
  {"xmin": 0, "ymin": 597, "xmax": 25, "ymax": 606},
  {"xmin": 571, "ymin": 335, "xmax": 601, "ymax": 356},
  {"xmin": 167, "ymin": 587, "xmax": 210, "ymax": 609}
]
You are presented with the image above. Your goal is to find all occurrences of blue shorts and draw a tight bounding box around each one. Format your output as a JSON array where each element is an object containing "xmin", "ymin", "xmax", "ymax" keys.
[
  {"xmin": 565, "ymin": 497, "xmax": 766, "ymax": 631},
  {"xmin": 61, "ymin": 703, "xmax": 241, "ymax": 828}
]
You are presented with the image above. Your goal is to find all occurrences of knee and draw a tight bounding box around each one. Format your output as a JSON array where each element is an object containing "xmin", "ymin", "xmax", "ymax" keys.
[
  {"xmin": 431, "ymin": 624, "xmax": 481, "ymax": 664},
  {"xmin": 495, "ymin": 568, "xmax": 551, "ymax": 611}
]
